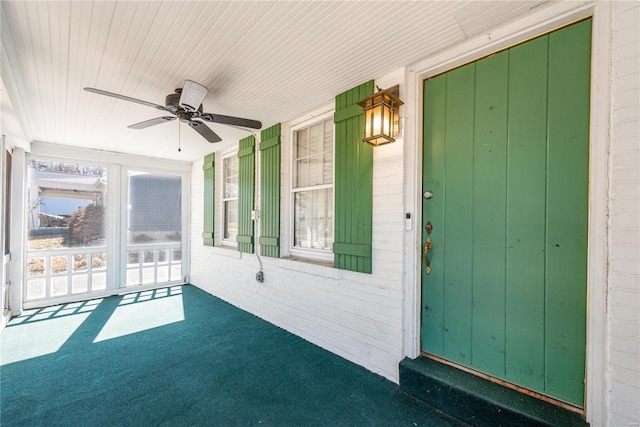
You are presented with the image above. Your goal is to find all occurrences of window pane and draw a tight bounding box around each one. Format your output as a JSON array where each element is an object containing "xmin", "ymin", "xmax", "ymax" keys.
[
  {"xmin": 127, "ymin": 172, "xmax": 182, "ymax": 245},
  {"xmin": 224, "ymin": 200, "xmax": 238, "ymax": 241},
  {"xmin": 297, "ymin": 159, "xmax": 308, "ymax": 188},
  {"xmin": 316, "ymin": 189, "xmax": 333, "ymax": 250},
  {"xmin": 294, "ymin": 189, "xmax": 333, "ymax": 250},
  {"xmin": 296, "ymin": 128, "xmax": 309, "ymax": 158},
  {"xmin": 223, "ymin": 154, "xmax": 239, "ymax": 243},
  {"xmin": 293, "ymin": 117, "xmax": 333, "ymax": 190},
  {"xmin": 294, "ymin": 192, "xmax": 310, "ymax": 248},
  {"xmin": 308, "ymin": 155, "xmax": 323, "ymax": 186},
  {"xmin": 324, "ymin": 123, "xmax": 333, "ymax": 184},
  {"xmin": 308, "ymin": 122, "xmax": 323, "ymax": 155},
  {"xmin": 27, "ymin": 159, "xmax": 107, "ymax": 250},
  {"xmin": 224, "ymin": 156, "xmax": 238, "ymax": 199}
]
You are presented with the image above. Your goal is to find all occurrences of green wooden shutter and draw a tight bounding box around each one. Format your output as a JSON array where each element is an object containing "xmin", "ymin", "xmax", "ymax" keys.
[
  {"xmin": 259, "ymin": 123, "xmax": 281, "ymax": 258},
  {"xmin": 333, "ymin": 81, "xmax": 375, "ymax": 273},
  {"xmin": 202, "ymin": 153, "xmax": 215, "ymax": 246},
  {"xmin": 237, "ymin": 136, "xmax": 255, "ymax": 253}
]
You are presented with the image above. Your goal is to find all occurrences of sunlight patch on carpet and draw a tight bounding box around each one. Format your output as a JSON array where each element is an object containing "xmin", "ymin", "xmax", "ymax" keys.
[
  {"xmin": 93, "ymin": 294, "xmax": 184, "ymax": 342},
  {"xmin": 0, "ymin": 312, "xmax": 92, "ymax": 365}
]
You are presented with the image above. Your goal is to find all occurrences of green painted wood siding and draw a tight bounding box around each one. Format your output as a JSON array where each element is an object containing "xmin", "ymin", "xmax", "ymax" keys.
[
  {"xmin": 333, "ymin": 81, "xmax": 374, "ymax": 274},
  {"xmin": 259, "ymin": 124, "xmax": 281, "ymax": 258},
  {"xmin": 202, "ymin": 153, "xmax": 215, "ymax": 246},
  {"xmin": 237, "ymin": 136, "xmax": 255, "ymax": 253},
  {"xmin": 421, "ymin": 19, "xmax": 591, "ymax": 407}
]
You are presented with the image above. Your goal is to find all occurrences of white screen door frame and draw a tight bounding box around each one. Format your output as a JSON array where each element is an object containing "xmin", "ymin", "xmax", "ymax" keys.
[{"xmin": 21, "ymin": 144, "xmax": 190, "ymax": 309}]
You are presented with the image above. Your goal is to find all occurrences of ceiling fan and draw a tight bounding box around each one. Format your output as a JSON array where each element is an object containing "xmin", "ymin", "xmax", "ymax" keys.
[{"xmin": 84, "ymin": 80, "xmax": 262, "ymax": 143}]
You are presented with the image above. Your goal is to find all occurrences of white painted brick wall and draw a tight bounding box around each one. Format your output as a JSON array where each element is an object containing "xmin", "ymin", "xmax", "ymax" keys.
[
  {"xmin": 609, "ymin": 2, "xmax": 640, "ymax": 426},
  {"xmin": 190, "ymin": 73, "xmax": 407, "ymax": 382},
  {"xmin": 190, "ymin": 8, "xmax": 640, "ymax": 421}
]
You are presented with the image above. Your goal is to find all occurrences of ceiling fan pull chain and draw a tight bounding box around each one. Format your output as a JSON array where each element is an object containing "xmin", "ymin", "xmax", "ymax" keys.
[{"xmin": 178, "ymin": 121, "xmax": 182, "ymax": 152}]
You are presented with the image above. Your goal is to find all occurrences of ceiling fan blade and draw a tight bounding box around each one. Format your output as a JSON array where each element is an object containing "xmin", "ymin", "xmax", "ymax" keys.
[
  {"xmin": 200, "ymin": 113, "xmax": 262, "ymax": 129},
  {"xmin": 128, "ymin": 116, "xmax": 176, "ymax": 129},
  {"xmin": 84, "ymin": 87, "xmax": 169, "ymax": 111},
  {"xmin": 189, "ymin": 120, "xmax": 222, "ymax": 143},
  {"xmin": 179, "ymin": 80, "xmax": 208, "ymax": 112}
]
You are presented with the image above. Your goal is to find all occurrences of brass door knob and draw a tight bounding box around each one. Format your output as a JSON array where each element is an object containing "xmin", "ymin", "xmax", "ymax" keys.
[{"xmin": 424, "ymin": 237, "xmax": 432, "ymax": 274}]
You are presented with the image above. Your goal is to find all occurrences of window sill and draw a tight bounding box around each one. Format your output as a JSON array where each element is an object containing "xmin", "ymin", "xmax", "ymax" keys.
[
  {"xmin": 278, "ymin": 256, "xmax": 339, "ymax": 279},
  {"xmin": 211, "ymin": 245, "xmax": 242, "ymax": 259}
]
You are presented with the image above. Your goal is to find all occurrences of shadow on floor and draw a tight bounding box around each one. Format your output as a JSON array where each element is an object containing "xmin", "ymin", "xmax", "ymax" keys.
[{"xmin": 1, "ymin": 285, "xmax": 464, "ymax": 426}]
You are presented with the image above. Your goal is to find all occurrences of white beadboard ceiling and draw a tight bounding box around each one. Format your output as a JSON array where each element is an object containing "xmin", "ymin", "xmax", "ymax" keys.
[{"xmin": 1, "ymin": 1, "xmax": 546, "ymax": 161}]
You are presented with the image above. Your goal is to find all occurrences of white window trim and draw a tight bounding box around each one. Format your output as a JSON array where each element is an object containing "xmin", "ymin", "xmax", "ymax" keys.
[
  {"xmin": 220, "ymin": 150, "xmax": 238, "ymax": 248},
  {"xmin": 288, "ymin": 110, "xmax": 335, "ymax": 262}
]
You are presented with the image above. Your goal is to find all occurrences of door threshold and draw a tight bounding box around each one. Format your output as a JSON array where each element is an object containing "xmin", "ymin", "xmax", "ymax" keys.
[
  {"xmin": 400, "ymin": 356, "xmax": 588, "ymax": 426},
  {"xmin": 421, "ymin": 352, "xmax": 584, "ymax": 415}
]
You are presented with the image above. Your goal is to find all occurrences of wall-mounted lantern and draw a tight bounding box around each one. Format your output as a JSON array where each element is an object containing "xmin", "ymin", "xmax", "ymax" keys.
[{"xmin": 357, "ymin": 85, "xmax": 403, "ymax": 146}]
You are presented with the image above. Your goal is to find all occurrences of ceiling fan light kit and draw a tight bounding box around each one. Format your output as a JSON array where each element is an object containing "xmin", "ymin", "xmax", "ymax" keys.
[
  {"xmin": 84, "ymin": 80, "xmax": 262, "ymax": 144},
  {"xmin": 179, "ymin": 80, "xmax": 208, "ymax": 112}
]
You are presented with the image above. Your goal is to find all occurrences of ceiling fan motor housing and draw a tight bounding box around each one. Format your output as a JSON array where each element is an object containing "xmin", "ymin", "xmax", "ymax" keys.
[
  {"xmin": 165, "ymin": 93, "xmax": 181, "ymax": 112},
  {"xmin": 166, "ymin": 92, "xmax": 203, "ymax": 114},
  {"xmin": 178, "ymin": 111, "xmax": 192, "ymax": 123}
]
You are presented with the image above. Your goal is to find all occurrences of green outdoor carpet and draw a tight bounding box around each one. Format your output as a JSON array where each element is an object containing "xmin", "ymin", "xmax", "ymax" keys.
[{"xmin": 0, "ymin": 285, "xmax": 463, "ymax": 426}]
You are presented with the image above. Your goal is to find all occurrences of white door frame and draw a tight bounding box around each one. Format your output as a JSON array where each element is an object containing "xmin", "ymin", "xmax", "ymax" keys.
[
  {"xmin": 1, "ymin": 136, "xmax": 11, "ymax": 330},
  {"xmin": 8, "ymin": 147, "xmax": 26, "ymax": 317},
  {"xmin": 403, "ymin": 2, "xmax": 611, "ymax": 425},
  {"xmin": 119, "ymin": 165, "xmax": 190, "ymax": 289}
]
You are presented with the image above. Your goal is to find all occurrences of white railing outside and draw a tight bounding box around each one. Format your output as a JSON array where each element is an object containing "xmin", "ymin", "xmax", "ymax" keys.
[
  {"xmin": 25, "ymin": 247, "xmax": 108, "ymax": 302},
  {"xmin": 25, "ymin": 242, "xmax": 183, "ymax": 302},
  {"xmin": 125, "ymin": 243, "xmax": 182, "ymax": 287}
]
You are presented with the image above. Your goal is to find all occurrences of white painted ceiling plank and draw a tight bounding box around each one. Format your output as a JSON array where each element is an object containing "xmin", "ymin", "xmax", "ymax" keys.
[
  {"xmin": 33, "ymin": 2, "xmax": 55, "ymax": 139},
  {"xmin": 51, "ymin": 1, "xmax": 70, "ymax": 144},
  {"xmin": 77, "ymin": 2, "xmax": 117, "ymax": 146},
  {"xmin": 0, "ymin": 9, "xmax": 35, "ymax": 143},
  {"xmin": 89, "ymin": 2, "xmax": 166, "ymax": 149},
  {"xmin": 9, "ymin": 2, "xmax": 42, "ymax": 136}
]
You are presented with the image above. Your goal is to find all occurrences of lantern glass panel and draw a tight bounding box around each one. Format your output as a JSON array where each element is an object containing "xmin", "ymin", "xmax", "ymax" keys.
[
  {"xmin": 365, "ymin": 110, "xmax": 374, "ymax": 139},
  {"xmin": 382, "ymin": 105, "xmax": 391, "ymax": 135},
  {"xmin": 372, "ymin": 105, "xmax": 383, "ymax": 136}
]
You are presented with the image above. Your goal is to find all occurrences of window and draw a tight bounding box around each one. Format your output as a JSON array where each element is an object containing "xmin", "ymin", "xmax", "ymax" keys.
[
  {"xmin": 222, "ymin": 153, "xmax": 239, "ymax": 244},
  {"xmin": 27, "ymin": 159, "xmax": 107, "ymax": 250},
  {"xmin": 291, "ymin": 115, "xmax": 333, "ymax": 259}
]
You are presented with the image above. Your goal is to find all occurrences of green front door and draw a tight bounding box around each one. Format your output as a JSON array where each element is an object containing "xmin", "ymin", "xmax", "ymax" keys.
[{"xmin": 421, "ymin": 19, "xmax": 591, "ymax": 407}]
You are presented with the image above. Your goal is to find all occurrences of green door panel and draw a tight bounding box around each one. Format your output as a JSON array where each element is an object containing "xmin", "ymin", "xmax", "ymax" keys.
[
  {"xmin": 470, "ymin": 50, "xmax": 509, "ymax": 377},
  {"xmin": 421, "ymin": 19, "xmax": 591, "ymax": 407},
  {"xmin": 422, "ymin": 73, "xmax": 446, "ymax": 356},
  {"xmin": 544, "ymin": 20, "xmax": 591, "ymax": 403},
  {"xmin": 505, "ymin": 34, "xmax": 549, "ymax": 393},
  {"xmin": 441, "ymin": 63, "xmax": 475, "ymax": 365}
]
